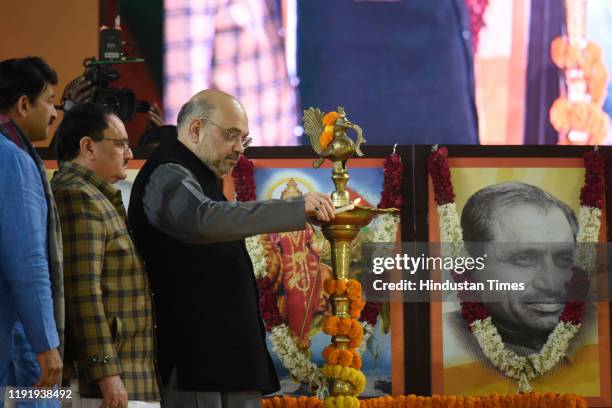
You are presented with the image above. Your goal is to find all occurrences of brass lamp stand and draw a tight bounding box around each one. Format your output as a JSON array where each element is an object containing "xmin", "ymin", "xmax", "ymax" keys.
[{"xmin": 303, "ymin": 106, "xmax": 397, "ymax": 399}]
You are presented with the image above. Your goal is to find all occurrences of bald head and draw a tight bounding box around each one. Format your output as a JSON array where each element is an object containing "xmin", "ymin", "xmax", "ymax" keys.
[
  {"xmin": 176, "ymin": 89, "xmax": 249, "ymax": 177},
  {"xmin": 177, "ymin": 89, "xmax": 245, "ymax": 138}
]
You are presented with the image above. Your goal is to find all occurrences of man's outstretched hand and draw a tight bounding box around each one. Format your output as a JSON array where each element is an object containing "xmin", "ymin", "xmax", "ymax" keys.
[{"xmin": 304, "ymin": 192, "xmax": 335, "ymax": 222}]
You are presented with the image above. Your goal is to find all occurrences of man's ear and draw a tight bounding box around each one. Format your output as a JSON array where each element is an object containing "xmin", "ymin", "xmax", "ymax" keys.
[
  {"xmin": 189, "ymin": 119, "xmax": 202, "ymax": 143},
  {"xmin": 79, "ymin": 136, "xmax": 96, "ymax": 161},
  {"xmin": 16, "ymin": 95, "xmax": 31, "ymax": 118}
]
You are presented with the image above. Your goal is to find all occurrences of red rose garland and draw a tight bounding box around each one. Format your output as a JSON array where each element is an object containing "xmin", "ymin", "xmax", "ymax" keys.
[
  {"xmin": 363, "ymin": 150, "xmax": 404, "ymax": 324},
  {"xmin": 231, "ymin": 156, "xmax": 256, "ymax": 201},
  {"xmin": 581, "ymin": 150, "xmax": 606, "ymax": 209},
  {"xmin": 257, "ymin": 276, "xmax": 283, "ymax": 331},
  {"xmin": 427, "ymin": 146, "xmax": 455, "ymax": 205},
  {"xmin": 378, "ymin": 153, "xmax": 404, "ymax": 209},
  {"xmin": 232, "ymin": 156, "xmax": 282, "ymax": 332}
]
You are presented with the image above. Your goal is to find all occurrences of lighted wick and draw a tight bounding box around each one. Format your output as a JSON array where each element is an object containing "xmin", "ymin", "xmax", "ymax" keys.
[{"xmin": 334, "ymin": 198, "xmax": 361, "ymax": 214}]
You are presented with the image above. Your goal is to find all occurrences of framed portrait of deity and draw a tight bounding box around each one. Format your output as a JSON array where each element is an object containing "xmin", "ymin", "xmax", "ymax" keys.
[
  {"xmin": 413, "ymin": 145, "xmax": 612, "ymax": 406},
  {"xmin": 236, "ymin": 146, "xmax": 411, "ymax": 398}
]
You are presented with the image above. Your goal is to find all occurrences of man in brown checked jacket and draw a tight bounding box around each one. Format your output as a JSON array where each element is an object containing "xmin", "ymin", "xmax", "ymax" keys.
[{"xmin": 51, "ymin": 103, "xmax": 160, "ymax": 408}]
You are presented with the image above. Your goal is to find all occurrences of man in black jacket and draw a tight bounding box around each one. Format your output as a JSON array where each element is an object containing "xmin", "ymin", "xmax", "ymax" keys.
[{"xmin": 128, "ymin": 89, "xmax": 334, "ymax": 408}]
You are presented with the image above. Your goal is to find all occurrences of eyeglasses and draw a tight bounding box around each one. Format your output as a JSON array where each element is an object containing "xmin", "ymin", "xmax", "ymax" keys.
[
  {"xmin": 201, "ymin": 118, "xmax": 252, "ymax": 149},
  {"xmin": 101, "ymin": 137, "xmax": 131, "ymax": 152}
]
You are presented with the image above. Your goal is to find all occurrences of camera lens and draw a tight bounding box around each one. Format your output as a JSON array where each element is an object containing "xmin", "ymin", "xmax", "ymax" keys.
[{"xmin": 101, "ymin": 95, "xmax": 121, "ymax": 113}]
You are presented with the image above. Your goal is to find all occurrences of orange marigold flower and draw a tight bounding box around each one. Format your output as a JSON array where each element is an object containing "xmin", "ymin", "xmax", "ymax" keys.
[
  {"xmin": 549, "ymin": 97, "xmax": 572, "ymax": 133},
  {"xmin": 551, "ymin": 37, "xmax": 567, "ymax": 68},
  {"xmin": 320, "ymin": 130, "xmax": 333, "ymax": 150},
  {"xmin": 297, "ymin": 396, "xmax": 309, "ymax": 408},
  {"xmin": 347, "ymin": 280, "xmax": 361, "ymax": 292},
  {"xmin": 347, "ymin": 287, "xmax": 361, "ymax": 301},
  {"xmin": 338, "ymin": 350, "xmax": 353, "ymax": 366},
  {"xmin": 286, "ymin": 396, "xmax": 298, "ymax": 408},
  {"xmin": 583, "ymin": 41, "xmax": 603, "ymax": 69},
  {"xmin": 324, "ymin": 279, "xmax": 336, "ymax": 295},
  {"xmin": 323, "ymin": 111, "xmax": 340, "ymax": 126},
  {"xmin": 336, "ymin": 279, "xmax": 348, "ymax": 294},
  {"xmin": 338, "ymin": 318, "xmax": 353, "ymax": 335},
  {"xmin": 326, "ymin": 347, "xmax": 340, "ymax": 364},
  {"xmin": 323, "ymin": 316, "xmax": 339, "ymax": 335},
  {"xmin": 350, "ymin": 299, "xmax": 366, "ymax": 318},
  {"xmin": 569, "ymin": 102, "xmax": 590, "ymax": 130},
  {"xmin": 352, "ymin": 352, "xmax": 362, "ymax": 370},
  {"xmin": 348, "ymin": 332, "xmax": 362, "ymax": 348}
]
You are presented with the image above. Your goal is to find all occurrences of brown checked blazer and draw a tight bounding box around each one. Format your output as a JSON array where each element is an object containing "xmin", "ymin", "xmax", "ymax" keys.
[{"xmin": 51, "ymin": 161, "xmax": 160, "ymax": 401}]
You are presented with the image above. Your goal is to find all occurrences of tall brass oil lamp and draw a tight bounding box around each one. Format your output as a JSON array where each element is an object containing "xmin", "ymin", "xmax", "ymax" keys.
[{"xmin": 303, "ymin": 106, "xmax": 397, "ymax": 397}]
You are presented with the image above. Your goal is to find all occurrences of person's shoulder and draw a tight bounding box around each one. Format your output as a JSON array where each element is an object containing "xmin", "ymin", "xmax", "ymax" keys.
[
  {"xmin": 51, "ymin": 174, "xmax": 102, "ymax": 210},
  {"xmin": 51, "ymin": 169, "xmax": 88, "ymax": 193},
  {"xmin": 0, "ymin": 135, "xmax": 38, "ymax": 175},
  {"xmin": 148, "ymin": 162, "xmax": 196, "ymax": 187}
]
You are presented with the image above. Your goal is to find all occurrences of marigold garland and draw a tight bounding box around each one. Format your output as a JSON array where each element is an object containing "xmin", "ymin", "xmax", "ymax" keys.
[
  {"xmin": 321, "ymin": 127, "xmax": 334, "ymax": 150},
  {"xmin": 323, "ymin": 345, "xmax": 362, "ymax": 369},
  {"xmin": 321, "ymin": 365, "xmax": 367, "ymax": 394},
  {"xmin": 323, "ymin": 279, "xmax": 366, "ymax": 318},
  {"xmin": 323, "ymin": 317, "xmax": 363, "ymax": 341},
  {"xmin": 549, "ymin": 98, "xmax": 609, "ymax": 144},
  {"xmin": 263, "ymin": 396, "xmax": 323, "ymax": 408},
  {"xmin": 320, "ymin": 111, "xmax": 340, "ymax": 150},
  {"xmin": 549, "ymin": 36, "xmax": 610, "ymax": 144},
  {"xmin": 324, "ymin": 396, "xmax": 360, "ymax": 408},
  {"xmin": 263, "ymin": 393, "xmax": 587, "ymax": 408},
  {"xmin": 323, "ymin": 111, "xmax": 340, "ymax": 126}
]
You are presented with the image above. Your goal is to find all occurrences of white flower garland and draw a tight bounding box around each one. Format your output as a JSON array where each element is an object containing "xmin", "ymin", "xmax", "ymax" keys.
[
  {"xmin": 269, "ymin": 324, "xmax": 327, "ymax": 398},
  {"xmin": 437, "ymin": 188, "xmax": 598, "ymax": 392},
  {"xmin": 246, "ymin": 217, "xmax": 400, "ymax": 395},
  {"xmin": 246, "ymin": 235, "xmax": 267, "ymax": 279},
  {"xmin": 367, "ymin": 213, "xmax": 400, "ymax": 243},
  {"xmin": 356, "ymin": 322, "xmax": 375, "ymax": 354},
  {"xmin": 471, "ymin": 317, "xmax": 581, "ymax": 392},
  {"xmin": 575, "ymin": 206, "xmax": 602, "ymax": 272}
]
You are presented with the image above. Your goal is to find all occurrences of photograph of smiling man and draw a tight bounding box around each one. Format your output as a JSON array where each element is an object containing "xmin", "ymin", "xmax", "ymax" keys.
[{"xmin": 428, "ymin": 159, "xmax": 611, "ymax": 401}]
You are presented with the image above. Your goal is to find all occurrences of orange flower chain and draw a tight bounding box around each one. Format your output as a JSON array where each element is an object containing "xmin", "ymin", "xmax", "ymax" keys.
[
  {"xmin": 324, "ymin": 279, "xmax": 366, "ymax": 318},
  {"xmin": 263, "ymin": 393, "xmax": 588, "ymax": 408},
  {"xmin": 551, "ymin": 38, "xmax": 608, "ymax": 104},
  {"xmin": 549, "ymin": 36, "xmax": 610, "ymax": 144},
  {"xmin": 262, "ymin": 395, "xmax": 323, "ymax": 408},
  {"xmin": 319, "ymin": 111, "xmax": 339, "ymax": 150},
  {"xmin": 550, "ymin": 99, "xmax": 609, "ymax": 141},
  {"xmin": 323, "ymin": 345, "xmax": 362, "ymax": 369},
  {"xmin": 323, "ymin": 111, "xmax": 340, "ymax": 126}
]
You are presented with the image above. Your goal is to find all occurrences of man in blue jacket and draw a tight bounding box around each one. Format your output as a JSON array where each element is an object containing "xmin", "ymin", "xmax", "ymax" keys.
[{"xmin": 0, "ymin": 57, "xmax": 64, "ymax": 406}]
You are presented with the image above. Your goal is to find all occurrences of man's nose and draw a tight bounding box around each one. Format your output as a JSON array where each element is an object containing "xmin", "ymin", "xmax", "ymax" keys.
[
  {"xmin": 531, "ymin": 255, "xmax": 569, "ymax": 298},
  {"xmin": 50, "ymin": 105, "xmax": 58, "ymax": 121},
  {"xmin": 125, "ymin": 145, "xmax": 134, "ymax": 160},
  {"xmin": 234, "ymin": 141, "xmax": 245, "ymax": 154}
]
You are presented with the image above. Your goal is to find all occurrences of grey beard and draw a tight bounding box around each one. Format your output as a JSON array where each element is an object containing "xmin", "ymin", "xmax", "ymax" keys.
[{"xmin": 201, "ymin": 157, "xmax": 229, "ymax": 178}]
